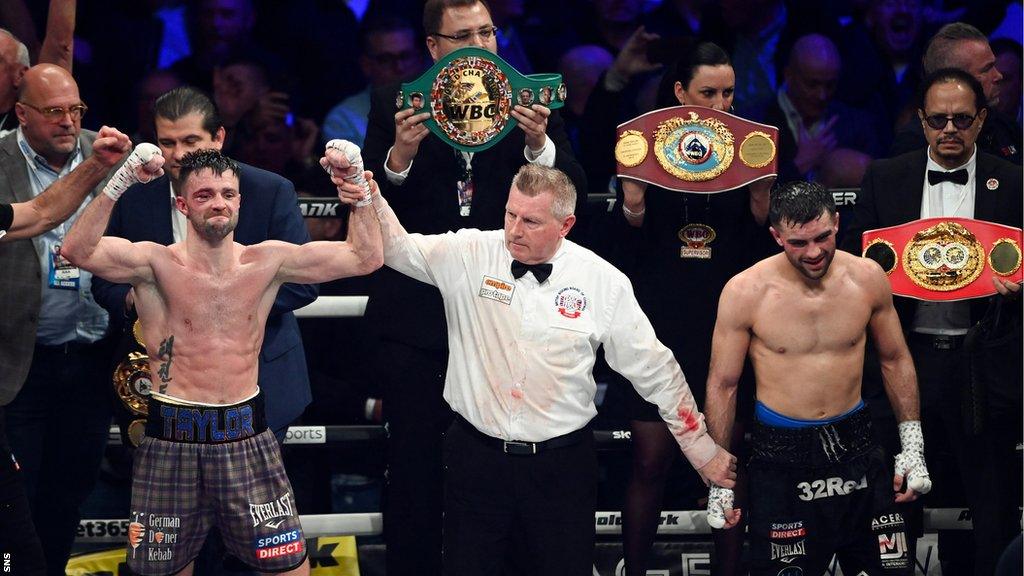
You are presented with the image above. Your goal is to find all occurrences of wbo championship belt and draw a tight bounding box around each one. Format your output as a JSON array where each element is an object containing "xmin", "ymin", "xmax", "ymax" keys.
[
  {"xmin": 862, "ymin": 217, "xmax": 1023, "ymax": 301},
  {"xmin": 615, "ymin": 106, "xmax": 778, "ymax": 193},
  {"xmin": 398, "ymin": 46, "xmax": 565, "ymax": 152},
  {"xmin": 112, "ymin": 319, "xmax": 152, "ymax": 446}
]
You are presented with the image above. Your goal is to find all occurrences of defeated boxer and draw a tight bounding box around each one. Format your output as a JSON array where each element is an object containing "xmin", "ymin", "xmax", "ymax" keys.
[{"xmin": 703, "ymin": 181, "xmax": 930, "ymax": 576}]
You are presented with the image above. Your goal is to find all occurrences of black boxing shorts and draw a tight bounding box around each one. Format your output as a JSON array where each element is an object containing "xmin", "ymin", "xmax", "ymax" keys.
[{"xmin": 746, "ymin": 403, "xmax": 913, "ymax": 576}]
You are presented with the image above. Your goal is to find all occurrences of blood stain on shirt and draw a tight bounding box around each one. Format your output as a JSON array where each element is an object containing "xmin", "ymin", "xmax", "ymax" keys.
[{"xmin": 677, "ymin": 407, "xmax": 700, "ymax": 432}]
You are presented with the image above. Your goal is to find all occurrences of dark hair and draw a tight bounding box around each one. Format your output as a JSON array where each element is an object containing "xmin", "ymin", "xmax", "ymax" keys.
[
  {"xmin": 154, "ymin": 86, "xmax": 223, "ymax": 136},
  {"xmin": 655, "ymin": 42, "xmax": 731, "ymax": 108},
  {"xmin": 423, "ymin": 0, "xmax": 490, "ymax": 35},
  {"xmin": 177, "ymin": 149, "xmax": 239, "ymax": 193},
  {"xmin": 922, "ymin": 22, "xmax": 988, "ymax": 74},
  {"xmin": 768, "ymin": 181, "xmax": 836, "ymax": 228},
  {"xmin": 918, "ymin": 67, "xmax": 986, "ymax": 112}
]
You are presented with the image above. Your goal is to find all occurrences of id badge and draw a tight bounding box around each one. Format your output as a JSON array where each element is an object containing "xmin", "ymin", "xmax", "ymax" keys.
[
  {"xmin": 49, "ymin": 243, "xmax": 80, "ymax": 290},
  {"xmin": 457, "ymin": 177, "xmax": 474, "ymax": 217}
]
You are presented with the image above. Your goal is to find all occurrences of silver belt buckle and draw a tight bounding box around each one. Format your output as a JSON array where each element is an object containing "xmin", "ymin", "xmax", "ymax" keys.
[{"xmin": 503, "ymin": 440, "xmax": 537, "ymax": 454}]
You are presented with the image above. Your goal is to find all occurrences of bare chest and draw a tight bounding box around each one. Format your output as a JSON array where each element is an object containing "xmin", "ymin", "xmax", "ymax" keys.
[
  {"xmin": 153, "ymin": 265, "xmax": 276, "ymax": 333},
  {"xmin": 753, "ymin": 285, "xmax": 871, "ymax": 354}
]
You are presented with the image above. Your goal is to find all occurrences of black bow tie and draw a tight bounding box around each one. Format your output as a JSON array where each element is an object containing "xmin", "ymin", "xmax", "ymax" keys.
[
  {"xmin": 927, "ymin": 169, "xmax": 968, "ymax": 186},
  {"xmin": 511, "ymin": 260, "xmax": 552, "ymax": 283}
]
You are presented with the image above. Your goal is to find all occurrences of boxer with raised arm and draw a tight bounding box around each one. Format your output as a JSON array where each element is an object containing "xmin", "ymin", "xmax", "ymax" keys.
[
  {"xmin": 61, "ymin": 145, "xmax": 382, "ymax": 576},
  {"xmin": 703, "ymin": 182, "xmax": 930, "ymax": 575}
]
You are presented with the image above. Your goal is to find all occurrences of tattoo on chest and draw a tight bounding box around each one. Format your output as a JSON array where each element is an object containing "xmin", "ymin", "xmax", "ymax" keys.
[{"xmin": 156, "ymin": 335, "xmax": 175, "ymax": 393}]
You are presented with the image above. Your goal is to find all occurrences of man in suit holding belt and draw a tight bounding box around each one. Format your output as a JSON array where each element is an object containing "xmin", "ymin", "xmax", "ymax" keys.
[
  {"xmin": 843, "ymin": 67, "xmax": 1022, "ymax": 575},
  {"xmin": 91, "ymin": 86, "xmax": 317, "ymax": 443},
  {"xmin": 360, "ymin": 1, "xmax": 586, "ymax": 574}
]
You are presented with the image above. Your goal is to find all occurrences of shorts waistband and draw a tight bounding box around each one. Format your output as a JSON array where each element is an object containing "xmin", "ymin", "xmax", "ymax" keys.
[
  {"xmin": 146, "ymin": 391, "xmax": 268, "ymax": 443},
  {"xmin": 455, "ymin": 415, "xmax": 589, "ymax": 456},
  {"xmin": 752, "ymin": 404, "xmax": 873, "ymax": 466},
  {"xmin": 756, "ymin": 399, "xmax": 865, "ymax": 428}
]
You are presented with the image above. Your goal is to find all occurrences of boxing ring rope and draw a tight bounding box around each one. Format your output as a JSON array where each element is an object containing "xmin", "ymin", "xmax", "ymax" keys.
[{"xmin": 75, "ymin": 188, "xmax": 998, "ymax": 545}]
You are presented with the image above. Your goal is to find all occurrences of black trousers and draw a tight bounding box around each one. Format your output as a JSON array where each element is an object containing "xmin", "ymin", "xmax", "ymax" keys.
[
  {"xmin": 379, "ymin": 341, "xmax": 452, "ymax": 576},
  {"xmin": 5, "ymin": 340, "xmax": 113, "ymax": 576},
  {"xmin": 910, "ymin": 334, "xmax": 1022, "ymax": 576},
  {"xmin": 443, "ymin": 417, "xmax": 597, "ymax": 576},
  {"xmin": 0, "ymin": 406, "xmax": 46, "ymax": 575}
]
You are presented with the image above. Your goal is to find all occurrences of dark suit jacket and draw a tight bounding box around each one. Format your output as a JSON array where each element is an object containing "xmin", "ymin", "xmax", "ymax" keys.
[
  {"xmin": 0, "ymin": 130, "xmax": 100, "ymax": 405},
  {"xmin": 90, "ymin": 162, "xmax": 317, "ymax": 431},
  {"xmin": 361, "ymin": 82, "xmax": 587, "ymax": 351},
  {"xmin": 842, "ymin": 148, "xmax": 1023, "ymax": 329}
]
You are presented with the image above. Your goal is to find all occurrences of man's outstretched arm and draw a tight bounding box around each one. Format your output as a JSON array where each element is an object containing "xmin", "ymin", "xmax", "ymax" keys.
[
  {"xmin": 61, "ymin": 140, "xmax": 165, "ymax": 283},
  {"xmin": 3, "ymin": 125, "xmax": 127, "ymax": 241},
  {"xmin": 274, "ymin": 142, "xmax": 384, "ymax": 285}
]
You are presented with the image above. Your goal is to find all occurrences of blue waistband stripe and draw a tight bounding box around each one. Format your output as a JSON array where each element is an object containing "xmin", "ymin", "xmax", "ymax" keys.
[{"xmin": 755, "ymin": 399, "xmax": 865, "ymax": 428}]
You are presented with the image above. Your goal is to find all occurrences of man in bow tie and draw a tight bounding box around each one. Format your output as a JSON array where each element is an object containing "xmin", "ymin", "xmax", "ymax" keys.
[
  {"xmin": 843, "ymin": 67, "xmax": 1022, "ymax": 575},
  {"xmin": 328, "ymin": 160, "xmax": 736, "ymax": 576}
]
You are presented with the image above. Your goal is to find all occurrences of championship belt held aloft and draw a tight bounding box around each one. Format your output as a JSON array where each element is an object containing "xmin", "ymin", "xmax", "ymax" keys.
[
  {"xmin": 398, "ymin": 46, "xmax": 565, "ymax": 153},
  {"xmin": 615, "ymin": 106, "xmax": 779, "ymax": 193},
  {"xmin": 862, "ymin": 217, "xmax": 1023, "ymax": 301}
]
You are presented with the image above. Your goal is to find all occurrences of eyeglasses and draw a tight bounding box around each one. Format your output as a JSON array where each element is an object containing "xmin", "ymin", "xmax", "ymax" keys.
[
  {"xmin": 923, "ymin": 113, "xmax": 977, "ymax": 130},
  {"xmin": 432, "ymin": 26, "xmax": 498, "ymax": 44},
  {"xmin": 19, "ymin": 102, "xmax": 88, "ymax": 123}
]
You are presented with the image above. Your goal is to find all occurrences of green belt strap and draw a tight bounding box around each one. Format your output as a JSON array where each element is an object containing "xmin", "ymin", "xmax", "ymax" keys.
[{"xmin": 399, "ymin": 46, "xmax": 565, "ymax": 152}]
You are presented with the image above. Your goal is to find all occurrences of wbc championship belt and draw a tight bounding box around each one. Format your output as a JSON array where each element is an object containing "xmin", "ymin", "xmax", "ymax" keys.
[
  {"xmin": 112, "ymin": 319, "xmax": 152, "ymax": 446},
  {"xmin": 615, "ymin": 106, "xmax": 778, "ymax": 193},
  {"xmin": 398, "ymin": 46, "xmax": 565, "ymax": 152},
  {"xmin": 862, "ymin": 217, "xmax": 1023, "ymax": 301}
]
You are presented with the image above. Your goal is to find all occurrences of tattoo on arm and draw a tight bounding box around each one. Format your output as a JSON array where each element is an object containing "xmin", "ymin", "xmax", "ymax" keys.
[{"xmin": 156, "ymin": 335, "xmax": 175, "ymax": 393}]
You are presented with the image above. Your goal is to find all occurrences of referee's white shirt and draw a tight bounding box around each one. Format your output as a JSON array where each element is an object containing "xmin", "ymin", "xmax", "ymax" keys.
[{"xmin": 379, "ymin": 198, "xmax": 719, "ymax": 470}]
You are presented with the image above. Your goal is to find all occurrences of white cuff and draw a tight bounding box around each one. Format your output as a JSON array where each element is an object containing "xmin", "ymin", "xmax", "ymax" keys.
[
  {"xmin": 383, "ymin": 147, "xmax": 412, "ymax": 185},
  {"xmin": 523, "ymin": 135, "xmax": 555, "ymax": 166}
]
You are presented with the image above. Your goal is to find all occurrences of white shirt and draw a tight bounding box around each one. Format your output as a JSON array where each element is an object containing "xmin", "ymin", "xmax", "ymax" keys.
[
  {"xmin": 912, "ymin": 147, "xmax": 977, "ymax": 335},
  {"xmin": 378, "ymin": 197, "xmax": 718, "ymax": 469},
  {"xmin": 168, "ymin": 179, "xmax": 189, "ymax": 243}
]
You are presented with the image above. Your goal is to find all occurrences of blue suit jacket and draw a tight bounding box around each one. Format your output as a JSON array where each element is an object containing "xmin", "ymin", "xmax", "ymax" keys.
[{"xmin": 91, "ymin": 162, "xmax": 317, "ymax": 431}]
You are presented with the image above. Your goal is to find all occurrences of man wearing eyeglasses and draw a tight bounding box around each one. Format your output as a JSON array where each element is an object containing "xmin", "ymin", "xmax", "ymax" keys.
[
  {"xmin": 844, "ymin": 68, "xmax": 1022, "ymax": 576},
  {"xmin": 360, "ymin": 2, "xmax": 586, "ymax": 576},
  {"xmin": 0, "ymin": 63, "xmax": 124, "ymax": 576}
]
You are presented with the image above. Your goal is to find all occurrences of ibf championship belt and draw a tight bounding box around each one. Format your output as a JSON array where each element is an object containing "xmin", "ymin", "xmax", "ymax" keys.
[
  {"xmin": 615, "ymin": 106, "xmax": 778, "ymax": 193},
  {"xmin": 398, "ymin": 46, "xmax": 565, "ymax": 152},
  {"xmin": 862, "ymin": 217, "xmax": 1023, "ymax": 301},
  {"xmin": 112, "ymin": 319, "xmax": 152, "ymax": 446}
]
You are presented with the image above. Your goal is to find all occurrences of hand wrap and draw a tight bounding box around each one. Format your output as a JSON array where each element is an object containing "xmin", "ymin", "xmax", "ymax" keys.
[{"xmin": 103, "ymin": 143, "xmax": 162, "ymax": 201}]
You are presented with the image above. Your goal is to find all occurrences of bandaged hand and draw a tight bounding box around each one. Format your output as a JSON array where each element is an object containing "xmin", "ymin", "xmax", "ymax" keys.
[
  {"xmin": 894, "ymin": 420, "xmax": 931, "ymax": 497},
  {"xmin": 322, "ymin": 139, "xmax": 372, "ymax": 207},
  {"xmin": 102, "ymin": 143, "xmax": 164, "ymax": 201},
  {"xmin": 706, "ymin": 484, "xmax": 738, "ymax": 529}
]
